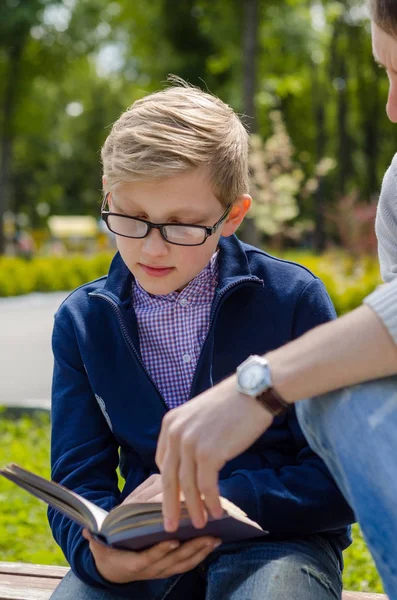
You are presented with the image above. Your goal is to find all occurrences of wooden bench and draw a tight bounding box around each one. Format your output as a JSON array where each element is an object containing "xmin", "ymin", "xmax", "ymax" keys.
[
  {"xmin": 0, "ymin": 563, "xmax": 68, "ymax": 600},
  {"xmin": 0, "ymin": 562, "xmax": 389, "ymax": 599}
]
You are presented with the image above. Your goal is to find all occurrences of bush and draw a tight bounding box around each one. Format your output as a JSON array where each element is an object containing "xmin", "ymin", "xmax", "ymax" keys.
[
  {"xmin": 0, "ymin": 254, "xmax": 114, "ymax": 297},
  {"xmin": 277, "ymin": 251, "xmax": 381, "ymax": 314},
  {"xmin": 0, "ymin": 251, "xmax": 382, "ymax": 315}
]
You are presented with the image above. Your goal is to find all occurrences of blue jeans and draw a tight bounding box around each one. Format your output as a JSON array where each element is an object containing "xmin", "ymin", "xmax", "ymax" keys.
[
  {"xmin": 50, "ymin": 535, "xmax": 342, "ymax": 599},
  {"xmin": 296, "ymin": 376, "xmax": 397, "ymax": 600}
]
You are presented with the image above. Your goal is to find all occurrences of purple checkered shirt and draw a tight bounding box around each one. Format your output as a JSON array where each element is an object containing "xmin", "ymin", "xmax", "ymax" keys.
[{"xmin": 133, "ymin": 253, "xmax": 219, "ymax": 409}]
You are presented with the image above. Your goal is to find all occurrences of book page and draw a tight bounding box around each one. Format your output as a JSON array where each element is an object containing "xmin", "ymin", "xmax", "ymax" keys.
[
  {"xmin": 0, "ymin": 464, "xmax": 108, "ymax": 532},
  {"xmin": 103, "ymin": 501, "xmax": 164, "ymax": 529},
  {"xmin": 219, "ymin": 497, "xmax": 263, "ymax": 530},
  {"xmin": 103, "ymin": 496, "xmax": 260, "ymax": 534}
]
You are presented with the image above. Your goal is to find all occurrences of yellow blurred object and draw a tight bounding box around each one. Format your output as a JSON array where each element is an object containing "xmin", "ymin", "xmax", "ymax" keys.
[{"xmin": 47, "ymin": 216, "xmax": 98, "ymax": 238}]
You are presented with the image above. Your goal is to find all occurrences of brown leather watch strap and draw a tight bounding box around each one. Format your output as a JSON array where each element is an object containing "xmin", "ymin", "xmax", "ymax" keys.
[{"xmin": 256, "ymin": 388, "xmax": 290, "ymax": 416}]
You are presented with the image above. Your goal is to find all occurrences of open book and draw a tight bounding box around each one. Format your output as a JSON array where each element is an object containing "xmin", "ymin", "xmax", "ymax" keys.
[{"xmin": 0, "ymin": 464, "xmax": 267, "ymax": 551}]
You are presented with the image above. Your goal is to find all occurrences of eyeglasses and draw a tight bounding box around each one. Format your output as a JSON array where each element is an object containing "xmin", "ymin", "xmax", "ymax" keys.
[{"xmin": 101, "ymin": 193, "xmax": 232, "ymax": 247}]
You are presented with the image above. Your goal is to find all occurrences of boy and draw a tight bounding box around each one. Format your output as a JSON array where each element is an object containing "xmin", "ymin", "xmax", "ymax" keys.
[{"xmin": 49, "ymin": 80, "xmax": 354, "ymax": 600}]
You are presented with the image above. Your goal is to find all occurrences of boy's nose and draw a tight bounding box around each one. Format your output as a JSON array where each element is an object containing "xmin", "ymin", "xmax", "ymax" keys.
[{"xmin": 141, "ymin": 228, "xmax": 169, "ymax": 257}]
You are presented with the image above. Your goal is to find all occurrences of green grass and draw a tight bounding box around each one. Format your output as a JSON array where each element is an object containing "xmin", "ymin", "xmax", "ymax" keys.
[
  {"xmin": 0, "ymin": 410, "xmax": 67, "ymax": 565},
  {"xmin": 0, "ymin": 411, "xmax": 385, "ymax": 593}
]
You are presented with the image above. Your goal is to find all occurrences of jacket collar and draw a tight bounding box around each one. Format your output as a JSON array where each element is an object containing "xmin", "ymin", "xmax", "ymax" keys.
[
  {"xmin": 104, "ymin": 251, "xmax": 134, "ymax": 304},
  {"xmin": 102, "ymin": 234, "xmax": 262, "ymax": 304},
  {"xmin": 217, "ymin": 235, "xmax": 259, "ymax": 289}
]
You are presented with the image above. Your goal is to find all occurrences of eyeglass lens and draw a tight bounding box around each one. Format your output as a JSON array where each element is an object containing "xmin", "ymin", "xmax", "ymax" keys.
[{"xmin": 107, "ymin": 215, "xmax": 207, "ymax": 245}]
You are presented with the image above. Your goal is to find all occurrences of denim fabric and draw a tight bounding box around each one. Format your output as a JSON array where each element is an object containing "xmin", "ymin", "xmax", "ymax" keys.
[
  {"xmin": 50, "ymin": 536, "xmax": 342, "ymax": 600},
  {"xmin": 296, "ymin": 376, "xmax": 397, "ymax": 600},
  {"xmin": 204, "ymin": 536, "xmax": 342, "ymax": 600},
  {"xmin": 50, "ymin": 568, "xmax": 200, "ymax": 600}
]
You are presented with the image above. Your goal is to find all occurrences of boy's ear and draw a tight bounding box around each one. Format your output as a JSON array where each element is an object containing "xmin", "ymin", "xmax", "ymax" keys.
[{"xmin": 221, "ymin": 195, "xmax": 252, "ymax": 237}]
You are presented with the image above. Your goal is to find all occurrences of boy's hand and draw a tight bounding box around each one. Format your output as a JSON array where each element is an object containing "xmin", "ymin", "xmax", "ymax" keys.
[
  {"xmin": 82, "ymin": 529, "xmax": 220, "ymax": 584},
  {"xmin": 122, "ymin": 474, "xmax": 186, "ymax": 505},
  {"xmin": 122, "ymin": 474, "xmax": 163, "ymax": 504}
]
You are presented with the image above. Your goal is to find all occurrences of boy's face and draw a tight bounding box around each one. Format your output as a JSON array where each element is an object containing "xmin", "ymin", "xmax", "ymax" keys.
[
  {"xmin": 372, "ymin": 21, "xmax": 397, "ymax": 122},
  {"xmin": 107, "ymin": 168, "xmax": 250, "ymax": 295}
]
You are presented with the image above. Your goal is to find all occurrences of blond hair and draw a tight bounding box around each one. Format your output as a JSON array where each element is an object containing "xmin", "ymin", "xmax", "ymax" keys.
[{"xmin": 101, "ymin": 78, "xmax": 249, "ymax": 206}]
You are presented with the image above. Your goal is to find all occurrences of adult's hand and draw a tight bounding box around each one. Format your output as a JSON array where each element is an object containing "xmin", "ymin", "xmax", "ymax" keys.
[
  {"xmin": 82, "ymin": 529, "xmax": 220, "ymax": 584},
  {"xmin": 156, "ymin": 374, "xmax": 273, "ymax": 533},
  {"xmin": 157, "ymin": 303, "xmax": 397, "ymax": 533}
]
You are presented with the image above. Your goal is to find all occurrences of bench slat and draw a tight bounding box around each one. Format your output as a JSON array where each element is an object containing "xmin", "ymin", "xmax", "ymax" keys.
[
  {"xmin": 0, "ymin": 578, "xmax": 63, "ymax": 600},
  {"xmin": 0, "ymin": 562, "xmax": 68, "ymax": 579},
  {"xmin": 0, "ymin": 574, "xmax": 62, "ymax": 590},
  {"xmin": 0, "ymin": 562, "xmax": 67, "ymax": 600},
  {"xmin": 342, "ymin": 594, "xmax": 387, "ymax": 599},
  {"xmin": 0, "ymin": 585, "xmax": 55, "ymax": 600}
]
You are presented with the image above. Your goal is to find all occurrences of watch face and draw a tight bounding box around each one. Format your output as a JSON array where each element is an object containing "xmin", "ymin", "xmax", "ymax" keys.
[{"xmin": 239, "ymin": 364, "xmax": 266, "ymax": 392}]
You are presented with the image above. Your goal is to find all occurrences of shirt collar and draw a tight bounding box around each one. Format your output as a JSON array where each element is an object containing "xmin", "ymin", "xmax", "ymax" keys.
[{"xmin": 133, "ymin": 251, "xmax": 219, "ymax": 305}]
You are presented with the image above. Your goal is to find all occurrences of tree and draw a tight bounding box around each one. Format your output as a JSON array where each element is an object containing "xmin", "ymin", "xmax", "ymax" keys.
[
  {"xmin": 1, "ymin": 0, "xmax": 395, "ymax": 256},
  {"xmin": 0, "ymin": 0, "xmax": 54, "ymax": 253}
]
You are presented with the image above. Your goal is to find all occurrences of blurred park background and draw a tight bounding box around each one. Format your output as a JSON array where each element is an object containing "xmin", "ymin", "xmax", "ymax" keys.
[{"xmin": 0, "ymin": 0, "xmax": 394, "ymax": 593}]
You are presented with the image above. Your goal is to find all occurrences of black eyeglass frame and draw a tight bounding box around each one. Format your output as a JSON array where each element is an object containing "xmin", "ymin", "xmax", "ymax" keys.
[{"xmin": 100, "ymin": 192, "xmax": 233, "ymax": 247}]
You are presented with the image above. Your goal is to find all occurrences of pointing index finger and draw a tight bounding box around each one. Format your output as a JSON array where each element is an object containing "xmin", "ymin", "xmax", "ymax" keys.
[{"xmin": 161, "ymin": 447, "xmax": 181, "ymax": 532}]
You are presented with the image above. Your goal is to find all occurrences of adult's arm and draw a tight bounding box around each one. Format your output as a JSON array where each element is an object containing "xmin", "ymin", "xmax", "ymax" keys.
[
  {"xmin": 157, "ymin": 280, "xmax": 397, "ymax": 531},
  {"xmin": 269, "ymin": 280, "xmax": 397, "ymax": 402},
  {"xmin": 210, "ymin": 279, "xmax": 355, "ymax": 536}
]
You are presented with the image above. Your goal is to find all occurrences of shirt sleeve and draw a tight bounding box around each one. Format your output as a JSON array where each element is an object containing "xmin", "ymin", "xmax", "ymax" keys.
[
  {"xmin": 375, "ymin": 154, "xmax": 397, "ymax": 283},
  {"xmin": 363, "ymin": 278, "xmax": 397, "ymax": 347}
]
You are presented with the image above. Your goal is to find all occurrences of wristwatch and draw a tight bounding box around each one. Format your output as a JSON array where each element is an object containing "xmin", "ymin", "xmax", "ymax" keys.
[{"xmin": 236, "ymin": 355, "xmax": 290, "ymax": 416}]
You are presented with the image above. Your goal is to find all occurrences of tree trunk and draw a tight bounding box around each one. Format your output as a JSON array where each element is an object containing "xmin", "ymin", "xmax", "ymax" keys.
[
  {"xmin": 243, "ymin": 0, "xmax": 259, "ymax": 133},
  {"xmin": 329, "ymin": 18, "xmax": 352, "ymax": 198},
  {"xmin": 0, "ymin": 41, "xmax": 24, "ymax": 255},
  {"xmin": 311, "ymin": 60, "xmax": 327, "ymax": 254},
  {"xmin": 242, "ymin": 0, "xmax": 261, "ymax": 247},
  {"xmin": 337, "ymin": 55, "xmax": 350, "ymax": 197}
]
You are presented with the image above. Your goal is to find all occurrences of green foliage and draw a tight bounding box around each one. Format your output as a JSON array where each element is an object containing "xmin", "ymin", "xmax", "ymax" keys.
[
  {"xmin": 0, "ymin": 251, "xmax": 381, "ymax": 318},
  {"xmin": 0, "ymin": 253, "xmax": 113, "ymax": 297},
  {"xmin": 1, "ymin": 0, "xmax": 395, "ymax": 238},
  {"xmin": 249, "ymin": 111, "xmax": 336, "ymax": 240},
  {"xmin": 0, "ymin": 410, "xmax": 66, "ymax": 565},
  {"xmin": 343, "ymin": 524, "xmax": 385, "ymax": 594},
  {"xmin": 278, "ymin": 250, "xmax": 381, "ymax": 314},
  {"xmin": 0, "ymin": 411, "xmax": 384, "ymax": 592}
]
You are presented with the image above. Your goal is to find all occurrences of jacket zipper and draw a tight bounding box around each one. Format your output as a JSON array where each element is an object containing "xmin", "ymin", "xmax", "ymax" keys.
[
  {"xmin": 209, "ymin": 277, "xmax": 262, "ymax": 331},
  {"xmin": 189, "ymin": 276, "xmax": 263, "ymax": 396}
]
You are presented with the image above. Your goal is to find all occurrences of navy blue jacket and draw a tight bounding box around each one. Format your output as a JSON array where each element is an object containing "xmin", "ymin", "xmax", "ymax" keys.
[{"xmin": 48, "ymin": 235, "xmax": 354, "ymax": 597}]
